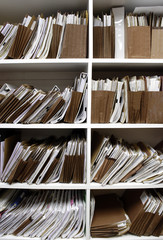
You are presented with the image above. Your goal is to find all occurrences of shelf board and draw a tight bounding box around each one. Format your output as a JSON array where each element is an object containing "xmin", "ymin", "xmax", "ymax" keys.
[
  {"xmin": 0, "ymin": 59, "xmax": 88, "ymax": 71},
  {"xmin": 91, "ymin": 234, "xmax": 163, "ymax": 240},
  {"xmin": 90, "ymin": 182, "xmax": 163, "ymax": 189},
  {"xmin": 91, "ymin": 123, "xmax": 163, "ymax": 129},
  {"xmin": 0, "ymin": 123, "xmax": 88, "ymax": 129},
  {"xmin": 92, "ymin": 58, "xmax": 163, "ymax": 65},
  {"xmin": 0, "ymin": 236, "xmax": 85, "ymax": 240},
  {"xmin": 0, "ymin": 237, "xmax": 39, "ymax": 240},
  {"xmin": 0, "ymin": 182, "xmax": 87, "ymax": 190}
]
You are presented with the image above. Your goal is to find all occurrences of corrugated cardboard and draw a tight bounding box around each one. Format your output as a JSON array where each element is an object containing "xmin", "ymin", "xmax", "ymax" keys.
[
  {"xmin": 48, "ymin": 24, "xmax": 62, "ymax": 58},
  {"xmin": 64, "ymin": 91, "xmax": 82, "ymax": 123},
  {"xmin": 151, "ymin": 28, "xmax": 163, "ymax": 58},
  {"xmin": 128, "ymin": 91, "xmax": 145, "ymax": 123},
  {"xmin": 93, "ymin": 26, "xmax": 114, "ymax": 58},
  {"xmin": 93, "ymin": 27, "xmax": 104, "ymax": 58},
  {"xmin": 60, "ymin": 24, "xmax": 87, "ymax": 58},
  {"xmin": 145, "ymin": 92, "xmax": 163, "ymax": 123},
  {"xmin": 91, "ymin": 90, "xmax": 115, "ymax": 123},
  {"xmin": 126, "ymin": 26, "xmax": 151, "ymax": 58},
  {"xmin": 8, "ymin": 25, "xmax": 33, "ymax": 59}
]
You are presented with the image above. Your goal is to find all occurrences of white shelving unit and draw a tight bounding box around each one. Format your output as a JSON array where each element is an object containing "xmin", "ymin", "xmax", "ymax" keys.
[{"xmin": 0, "ymin": 0, "xmax": 163, "ymax": 240}]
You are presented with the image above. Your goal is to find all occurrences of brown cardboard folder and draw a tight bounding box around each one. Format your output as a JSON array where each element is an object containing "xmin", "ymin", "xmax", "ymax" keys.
[
  {"xmin": 93, "ymin": 26, "xmax": 114, "ymax": 58},
  {"xmin": 126, "ymin": 26, "xmax": 150, "ymax": 58},
  {"xmin": 91, "ymin": 194, "xmax": 130, "ymax": 237},
  {"xmin": 48, "ymin": 24, "xmax": 62, "ymax": 58},
  {"xmin": 91, "ymin": 90, "xmax": 115, "ymax": 123},
  {"xmin": 128, "ymin": 91, "xmax": 145, "ymax": 123},
  {"xmin": 64, "ymin": 91, "xmax": 82, "ymax": 123},
  {"xmin": 145, "ymin": 92, "xmax": 163, "ymax": 123},
  {"xmin": 60, "ymin": 24, "xmax": 87, "ymax": 58},
  {"xmin": 8, "ymin": 25, "xmax": 33, "ymax": 59},
  {"xmin": 151, "ymin": 28, "xmax": 163, "ymax": 58}
]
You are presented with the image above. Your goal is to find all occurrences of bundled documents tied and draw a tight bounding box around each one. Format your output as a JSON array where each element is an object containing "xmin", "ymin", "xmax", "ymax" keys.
[
  {"xmin": 0, "ymin": 189, "xmax": 86, "ymax": 239},
  {"xmin": 91, "ymin": 132, "xmax": 163, "ymax": 185},
  {"xmin": 91, "ymin": 193, "xmax": 131, "ymax": 237},
  {"xmin": 0, "ymin": 131, "xmax": 86, "ymax": 184},
  {"xmin": 0, "ymin": 11, "xmax": 88, "ymax": 59},
  {"xmin": 0, "ymin": 72, "xmax": 87, "ymax": 124}
]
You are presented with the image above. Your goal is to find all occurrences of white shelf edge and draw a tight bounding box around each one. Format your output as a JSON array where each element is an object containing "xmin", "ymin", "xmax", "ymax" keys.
[
  {"xmin": 91, "ymin": 123, "xmax": 163, "ymax": 129},
  {"xmin": 0, "ymin": 182, "xmax": 87, "ymax": 190},
  {"xmin": 91, "ymin": 235, "xmax": 163, "ymax": 240},
  {"xmin": 0, "ymin": 123, "xmax": 88, "ymax": 129},
  {"xmin": 0, "ymin": 59, "xmax": 89, "ymax": 64},
  {"xmin": 92, "ymin": 58, "xmax": 163, "ymax": 64},
  {"xmin": 90, "ymin": 182, "xmax": 163, "ymax": 189},
  {"xmin": 0, "ymin": 236, "xmax": 86, "ymax": 240},
  {"xmin": 0, "ymin": 123, "xmax": 162, "ymax": 129}
]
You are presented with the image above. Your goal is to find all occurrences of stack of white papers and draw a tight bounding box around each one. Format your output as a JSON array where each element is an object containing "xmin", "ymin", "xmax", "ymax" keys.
[{"xmin": 0, "ymin": 189, "xmax": 86, "ymax": 238}]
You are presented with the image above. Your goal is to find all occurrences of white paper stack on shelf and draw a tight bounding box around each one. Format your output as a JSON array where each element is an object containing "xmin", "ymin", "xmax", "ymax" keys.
[
  {"xmin": 91, "ymin": 131, "xmax": 163, "ymax": 185},
  {"xmin": 0, "ymin": 189, "xmax": 85, "ymax": 239},
  {"xmin": 0, "ymin": 72, "xmax": 87, "ymax": 124},
  {"xmin": 0, "ymin": 131, "xmax": 86, "ymax": 184}
]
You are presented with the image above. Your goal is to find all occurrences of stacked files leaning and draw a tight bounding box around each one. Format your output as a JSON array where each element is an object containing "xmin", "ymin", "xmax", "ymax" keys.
[
  {"xmin": 0, "ymin": 189, "xmax": 85, "ymax": 239},
  {"xmin": 91, "ymin": 193, "xmax": 131, "ymax": 237},
  {"xmin": 0, "ymin": 11, "xmax": 88, "ymax": 59},
  {"xmin": 0, "ymin": 131, "xmax": 86, "ymax": 184},
  {"xmin": 91, "ymin": 131, "xmax": 163, "ymax": 185},
  {"xmin": 0, "ymin": 72, "xmax": 87, "ymax": 124}
]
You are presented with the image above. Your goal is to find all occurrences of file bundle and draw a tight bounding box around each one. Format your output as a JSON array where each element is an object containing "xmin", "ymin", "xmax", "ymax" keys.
[
  {"xmin": 0, "ymin": 11, "xmax": 88, "ymax": 59},
  {"xmin": 93, "ymin": 13, "xmax": 114, "ymax": 58},
  {"xmin": 126, "ymin": 7, "xmax": 163, "ymax": 58},
  {"xmin": 0, "ymin": 72, "xmax": 87, "ymax": 124},
  {"xmin": 91, "ymin": 75, "xmax": 163, "ymax": 123},
  {"xmin": 93, "ymin": 7, "xmax": 125, "ymax": 58},
  {"xmin": 91, "ymin": 193, "xmax": 131, "ymax": 237},
  {"xmin": 0, "ymin": 131, "xmax": 86, "ymax": 184},
  {"xmin": 91, "ymin": 190, "xmax": 163, "ymax": 237},
  {"xmin": 0, "ymin": 189, "xmax": 85, "ymax": 238},
  {"xmin": 91, "ymin": 132, "xmax": 163, "ymax": 185},
  {"xmin": 94, "ymin": 6, "xmax": 163, "ymax": 59},
  {"xmin": 123, "ymin": 189, "xmax": 163, "ymax": 236}
]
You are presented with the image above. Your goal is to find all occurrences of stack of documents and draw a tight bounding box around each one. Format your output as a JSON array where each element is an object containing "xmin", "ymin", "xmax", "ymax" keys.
[
  {"xmin": 91, "ymin": 131, "xmax": 163, "ymax": 185},
  {"xmin": 123, "ymin": 189, "xmax": 163, "ymax": 236},
  {"xmin": 92, "ymin": 75, "xmax": 163, "ymax": 123},
  {"xmin": 93, "ymin": 12, "xmax": 114, "ymax": 58},
  {"xmin": 93, "ymin": 7, "xmax": 125, "ymax": 58},
  {"xmin": 0, "ymin": 131, "xmax": 86, "ymax": 184},
  {"xmin": 91, "ymin": 78, "xmax": 127, "ymax": 123},
  {"xmin": 91, "ymin": 193, "xmax": 131, "ymax": 237},
  {"xmin": 0, "ymin": 72, "xmax": 87, "ymax": 124},
  {"xmin": 0, "ymin": 189, "xmax": 85, "ymax": 238},
  {"xmin": 0, "ymin": 11, "xmax": 88, "ymax": 59}
]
